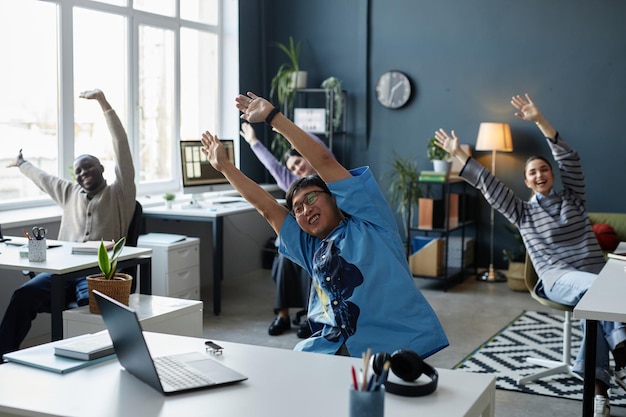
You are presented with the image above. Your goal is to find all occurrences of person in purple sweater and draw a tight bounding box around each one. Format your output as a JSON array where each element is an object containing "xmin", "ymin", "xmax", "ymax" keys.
[{"xmin": 241, "ymin": 122, "xmax": 331, "ymax": 338}]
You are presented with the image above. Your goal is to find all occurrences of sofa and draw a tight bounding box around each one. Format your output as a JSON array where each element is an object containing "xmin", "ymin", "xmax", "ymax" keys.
[{"xmin": 588, "ymin": 212, "xmax": 626, "ymax": 246}]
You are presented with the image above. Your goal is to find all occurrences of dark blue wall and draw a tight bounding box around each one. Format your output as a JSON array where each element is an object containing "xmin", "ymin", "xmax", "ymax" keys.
[{"xmin": 240, "ymin": 0, "xmax": 626, "ymax": 269}]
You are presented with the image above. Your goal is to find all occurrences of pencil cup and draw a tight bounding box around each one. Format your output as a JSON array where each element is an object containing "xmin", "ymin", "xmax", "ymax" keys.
[
  {"xmin": 349, "ymin": 386, "xmax": 385, "ymax": 417},
  {"xmin": 28, "ymin": 238, "xmax": 46, "ymax": 262}
]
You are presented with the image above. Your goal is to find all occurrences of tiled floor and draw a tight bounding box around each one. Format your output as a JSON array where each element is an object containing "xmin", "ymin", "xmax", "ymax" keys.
[{"xmin": 202, "ymin": 268, "xmax": 625, "ymax": 417}]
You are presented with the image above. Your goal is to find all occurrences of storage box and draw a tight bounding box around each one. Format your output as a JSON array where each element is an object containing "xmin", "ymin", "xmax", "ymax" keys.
[
  {"xmin": 412, "ymin": 236, "xmax": 435, "ymax": 254},
  {"xmin": 418, "ymin": 198, "xmax": 445, "ymax": 229},
  {"xmin": 418, "ymin": 195, "xmax": 459, "ymax": 230},
  {"xmin": 409, "ymin": 238, "xmax": 444, "ymax": 277}
]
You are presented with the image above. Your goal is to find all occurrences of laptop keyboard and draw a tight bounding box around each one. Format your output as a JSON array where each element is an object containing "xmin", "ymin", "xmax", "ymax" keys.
[{"xmin": 154, "ymin": 356, "xmax": 216, "ymax": 390}]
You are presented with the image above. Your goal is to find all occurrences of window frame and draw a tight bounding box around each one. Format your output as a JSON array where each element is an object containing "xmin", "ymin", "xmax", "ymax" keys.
[{"xmin": 0, "ymin": 0, "xmax": 239, "ymax": 210}]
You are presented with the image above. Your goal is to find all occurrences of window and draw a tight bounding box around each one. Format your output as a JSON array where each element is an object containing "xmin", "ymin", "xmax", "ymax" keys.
[{"xmin": 0, "ymin": 0, "xmax": 238, "ymax": 208}]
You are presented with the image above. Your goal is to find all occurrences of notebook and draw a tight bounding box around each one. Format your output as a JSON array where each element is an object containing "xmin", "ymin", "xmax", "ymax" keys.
[{"xmin": 93, "ymin": 290, "xmax": 247, "ymax": 395}]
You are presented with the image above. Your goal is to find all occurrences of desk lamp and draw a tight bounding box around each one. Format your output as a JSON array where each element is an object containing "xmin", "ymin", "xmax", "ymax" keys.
[{"xmin": 475, "ymin": 122, "xmax": 513, "ymax": 282}]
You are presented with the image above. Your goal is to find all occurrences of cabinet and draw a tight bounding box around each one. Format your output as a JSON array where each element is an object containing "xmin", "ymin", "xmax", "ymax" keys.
[
  {"xmin": 285, "ymin": 88, "xmax": 348, "ymax": 165},
  {"xmin": 406, "ymin": 176, "xmax": 477, "ymax": 288},
  {"xmin": 137, "ymin": 234, "xmax": 200, "ymax": 300}
]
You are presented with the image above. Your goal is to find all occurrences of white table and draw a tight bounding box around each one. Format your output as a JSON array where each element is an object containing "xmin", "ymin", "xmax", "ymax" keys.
[
  {"xmin": 574, "ymin": 242, "xmax": 626, "ymax": 417},
  {"xmin": 0, "ymin": 239, "xmax": 152, "ymax": 340},
  {"xmin": 0, "ymin": 332, "xmax": 495, "ymax": 417},
  {"xmin": 143, "ymin": 201, "xmax": 256, "ymax": 316}
]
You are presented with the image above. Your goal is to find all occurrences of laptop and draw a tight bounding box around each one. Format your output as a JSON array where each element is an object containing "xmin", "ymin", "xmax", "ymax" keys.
[{"xmin": 93, "ymin": 290, "xmax": 247, "ymax": 395}]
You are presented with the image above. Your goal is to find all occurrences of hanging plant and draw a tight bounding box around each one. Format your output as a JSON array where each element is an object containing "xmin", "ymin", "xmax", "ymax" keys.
[{"xmin": 321, "ymin": 76, "xmax": 344, "ymax": 132}]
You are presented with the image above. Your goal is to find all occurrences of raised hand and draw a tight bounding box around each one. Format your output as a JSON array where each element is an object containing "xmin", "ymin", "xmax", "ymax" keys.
[
  {"xmin": 79, "ymin": 89, "xmax": 104, "ymax": 101},
  {"xmin": 240, "ymin": 122, "xmax": 259, "ymax": 146},
  {"xmin": 434, "ymin": 128, "xmax": 462, "ymax": 157},
  {"xmin": 511, "ymin": 94, "xmax": 542, "ymax": 122},
  {"xmin": 235, "ymin": 92, "xmax": 275, "ymax": 124},
  {"xmin": 200, "ymin": 130, "xmax": 231, "ymax": 171}
]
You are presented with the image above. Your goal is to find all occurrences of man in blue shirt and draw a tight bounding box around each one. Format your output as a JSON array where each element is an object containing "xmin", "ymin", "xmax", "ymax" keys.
[{"xmin": 200, "ymin": 92, "xmax": 448, "ymax": 359}]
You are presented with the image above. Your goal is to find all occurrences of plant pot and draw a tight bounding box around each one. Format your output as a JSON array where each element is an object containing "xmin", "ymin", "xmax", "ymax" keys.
[
  {"xmin": 289, "ymin": 71, "xmax": 307, "ymax": 89},
  {"xmin": 86, "ymin": 273, "xmax": 133, "ymax": 314},
  {"xmin": 165, "ymin": 200, "xmax": 173, "ymax": 209},
  {"xmin": 432, "ymin": 160, "xmax": 451, "ymax": 178}
]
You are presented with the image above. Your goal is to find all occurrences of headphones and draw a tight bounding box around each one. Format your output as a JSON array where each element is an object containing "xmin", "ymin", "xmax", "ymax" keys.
[{"xmin": 371, "ymin": 349, "xmax": 438, "ymax": 397}]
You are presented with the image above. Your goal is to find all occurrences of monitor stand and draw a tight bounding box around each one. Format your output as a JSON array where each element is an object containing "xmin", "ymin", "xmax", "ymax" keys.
[{"xmin": 182, "ymin": 193, "xmax": 205, "ymax": 209}]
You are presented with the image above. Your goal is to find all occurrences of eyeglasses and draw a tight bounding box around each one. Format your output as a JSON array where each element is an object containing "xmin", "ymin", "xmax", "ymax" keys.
[{"xmin": 292, "ymin": 190, "xmax": 329, "ymax": 218}]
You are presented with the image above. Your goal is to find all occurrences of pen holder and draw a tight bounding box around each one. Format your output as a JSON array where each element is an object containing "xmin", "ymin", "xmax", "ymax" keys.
[
  {"xmin": 349, "ymin": 386, "xmax": 385, "ymax": 417},
  {"xmin": 28, "ymin": 238, "xmax": 46, "ymax": 262}
]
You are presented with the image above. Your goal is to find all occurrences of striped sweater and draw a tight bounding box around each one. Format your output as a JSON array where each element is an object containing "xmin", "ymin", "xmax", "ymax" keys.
[{"xmin": 460, "ymin": 134, "xmax": 605, "ymax": 290}]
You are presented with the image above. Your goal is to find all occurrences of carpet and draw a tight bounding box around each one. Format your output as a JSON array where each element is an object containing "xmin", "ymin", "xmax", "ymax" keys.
[{"xmin": 454, "ymin": 310, "xmax": 626, "ymax": 405}]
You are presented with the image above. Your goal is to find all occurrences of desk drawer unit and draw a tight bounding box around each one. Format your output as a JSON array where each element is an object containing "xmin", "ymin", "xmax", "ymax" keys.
[
  {"xmin": 137, "ymin": 235, "xmax": 200, "ymax": 300},
  {"xmin": 63, "ymin": 294, "xmax": 203, "ymax": 338}
]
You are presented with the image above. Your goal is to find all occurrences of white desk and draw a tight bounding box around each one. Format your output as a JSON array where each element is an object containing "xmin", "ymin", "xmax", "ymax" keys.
[
  {"xmin": 0, "ymin": 332, "xmax": 495, "ymax": 417},
  {"xmin": 143, "ymin": 201, "xmax": 257, "ymax": 316},
  {"xmin": 0, "ymin": 239, "xmax": 152, "ymax": 340},
  {"xmin": 574, "ymin": 242, "xmax": 626, "ymax": 417}
]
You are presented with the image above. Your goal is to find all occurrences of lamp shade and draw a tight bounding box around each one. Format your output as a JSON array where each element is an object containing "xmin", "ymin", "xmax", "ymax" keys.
[{"xmin": 475, "ymin": 122, "xmax": 513, "ymax": 152}]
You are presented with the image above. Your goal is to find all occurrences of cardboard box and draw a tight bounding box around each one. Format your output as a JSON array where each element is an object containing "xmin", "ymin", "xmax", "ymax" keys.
[
  {"xmin": 418, "ymin": 198, "xmax": 444, "ymax": 229},
  {"xmin": 418, "ymin": 195, "xmax": 459, "ymax": 230},
  {"xmin": 409, "ymin": 238, "xmax": 444, "ymax": 277}
]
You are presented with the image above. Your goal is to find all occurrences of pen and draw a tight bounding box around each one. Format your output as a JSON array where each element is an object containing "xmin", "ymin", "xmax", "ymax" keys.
[
  {"xmin": 351, "ymin": 365, "xmax": 358, "ymax": 390},
  {"xmin": 22, "ymin": 229, "xmax": 30, "ymax": 240},
  {"xmin": 366, "ymin": 373, "xmax": 375, "ymax": 392},
  {"xmin": 374, "ymin": 360, "xmax": 391, "ymax": 391}
]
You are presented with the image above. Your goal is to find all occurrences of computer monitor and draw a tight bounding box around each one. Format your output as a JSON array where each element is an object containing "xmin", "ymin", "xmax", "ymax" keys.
[{"xmin": 180, "ymin": 139, "xmax": 236, "ymax": 208}]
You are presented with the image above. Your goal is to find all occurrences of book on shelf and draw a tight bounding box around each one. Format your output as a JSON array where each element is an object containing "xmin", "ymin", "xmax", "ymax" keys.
[
  {"xmin": 54, "ymin": 331, "xmax": 114, "ymax": 361},
  {"xmin": 419, "ymin": 170, "xmax": 447, "ymax": 182},
  {"xmin": 607, "ymin": 251, "xmax": 626, "ymax": 262},
  {"xmin": 71, "ymin": 240, "xmax": 114, "ymax": 255}
]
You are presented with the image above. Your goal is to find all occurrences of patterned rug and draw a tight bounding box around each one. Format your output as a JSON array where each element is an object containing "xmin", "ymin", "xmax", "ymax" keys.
[{"xmin": 454, "ymin": 310, "xmax": 626, "ymax": 405}]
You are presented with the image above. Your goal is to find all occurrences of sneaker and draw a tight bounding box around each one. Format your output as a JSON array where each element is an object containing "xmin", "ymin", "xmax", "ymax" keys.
[
  {"xmin": 268, "ymin": 316, "xmax": 290, "ymax": 336},
  {"xmin": 594, "ymin": 395, "xmax": 610, "ymax": 417},
  {"xmin": 615, "ymin": 367, "xmax": 626, "ymax": 392}
]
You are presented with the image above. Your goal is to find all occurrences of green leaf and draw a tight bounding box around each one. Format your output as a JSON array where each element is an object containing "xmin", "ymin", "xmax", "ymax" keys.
[{"xmin": 97, "ymin": 237, "xmax": 126, "ymax": 280}]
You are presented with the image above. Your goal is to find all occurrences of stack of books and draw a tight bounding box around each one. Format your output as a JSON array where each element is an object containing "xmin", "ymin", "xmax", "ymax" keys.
[{"xmin": 419, "ymin": 170, "xmax": 447, "ymax": 182}]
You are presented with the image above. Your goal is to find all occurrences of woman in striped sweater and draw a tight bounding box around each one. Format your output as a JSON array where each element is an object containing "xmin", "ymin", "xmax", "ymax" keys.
[{"xmin": 434, "ymin": 94, "xmax": 626, "ymax": 417}]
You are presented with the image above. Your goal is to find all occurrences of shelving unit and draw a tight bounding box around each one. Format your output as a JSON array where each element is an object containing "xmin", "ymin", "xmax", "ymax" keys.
[
  {"xmin": 406, "ymin": 176, "xmax": 477, "ymax": 289},
  {"xmin": 284, "ymin": 88, "xmax": 348, "ymax": 165}
]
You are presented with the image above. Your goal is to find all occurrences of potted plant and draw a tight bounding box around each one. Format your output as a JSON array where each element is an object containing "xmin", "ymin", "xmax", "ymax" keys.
[
  {"xmin": 270, "ymin": 36, "xmax": 305, "ymax": 115},
  {"xmin": 163, "ymin": 192, "xmax": 175, "ymax": 209},
  {"xmin": 269, "ymin": 36, "xmax": 306, "ymax": 159},
  {"xmin": 384, "ymin": 154, "xmax": 421, "ymax": 245},
  {"xmin": 427, "ymin": 137, "xmax": 451, "ymax": 176},
  {"xmin": 86, "ymin": 237, "xmax": 133, "ymax": 313},
  {"xmin": 321, "ymin": 76, "xmax": 344, "ymax": 132}
]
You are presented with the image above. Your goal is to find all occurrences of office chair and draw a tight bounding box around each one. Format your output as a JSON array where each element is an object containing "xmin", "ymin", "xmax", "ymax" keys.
[
  {"xmin": 119, "ymin": 201, "xmax": 143, "ymax": 294},
  {"xmin": 518, "ymin": 253, "xmax": 583, "ymax": 384}
]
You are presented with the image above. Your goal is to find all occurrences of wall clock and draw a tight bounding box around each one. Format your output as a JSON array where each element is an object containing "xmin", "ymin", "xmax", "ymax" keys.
[{"xmin": 375, "ymin": 70, "xmax": 412, "ymax": 109}]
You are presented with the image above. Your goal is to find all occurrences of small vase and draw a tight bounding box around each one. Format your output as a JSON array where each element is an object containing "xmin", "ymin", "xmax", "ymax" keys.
[
  {"xmin": 289, "ymin": 71, "xmax": 308, "ymax": 89},
  {"xmin": 432, "ymin": 160, "xmax": 451, "ymax": 178},
  {"xmin": 166, "ymin": 200, "xmax": 173, "ymax": 209}
]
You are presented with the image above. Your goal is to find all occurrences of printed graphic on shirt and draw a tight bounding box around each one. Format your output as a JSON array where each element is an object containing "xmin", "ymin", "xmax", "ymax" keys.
[{"xmin": 308, "ymin": 240, "xmax": 363, "ymax": 342}]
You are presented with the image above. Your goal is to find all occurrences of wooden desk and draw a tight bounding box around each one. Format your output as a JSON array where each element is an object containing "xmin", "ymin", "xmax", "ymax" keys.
[
  {"xmin": 143, "ymin": 202, "xmax": 256, "ymax": 316},
  {"xmin": 0, "ymin": 240, "xmax": 152, "ymax": 340},
  {"xmin": 574, "ymin": 243, "xmax": 626, "ymax": 417},
  {"xmin": 0, "ymin": 332, "xmax": 495, "ymax": 417}
]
